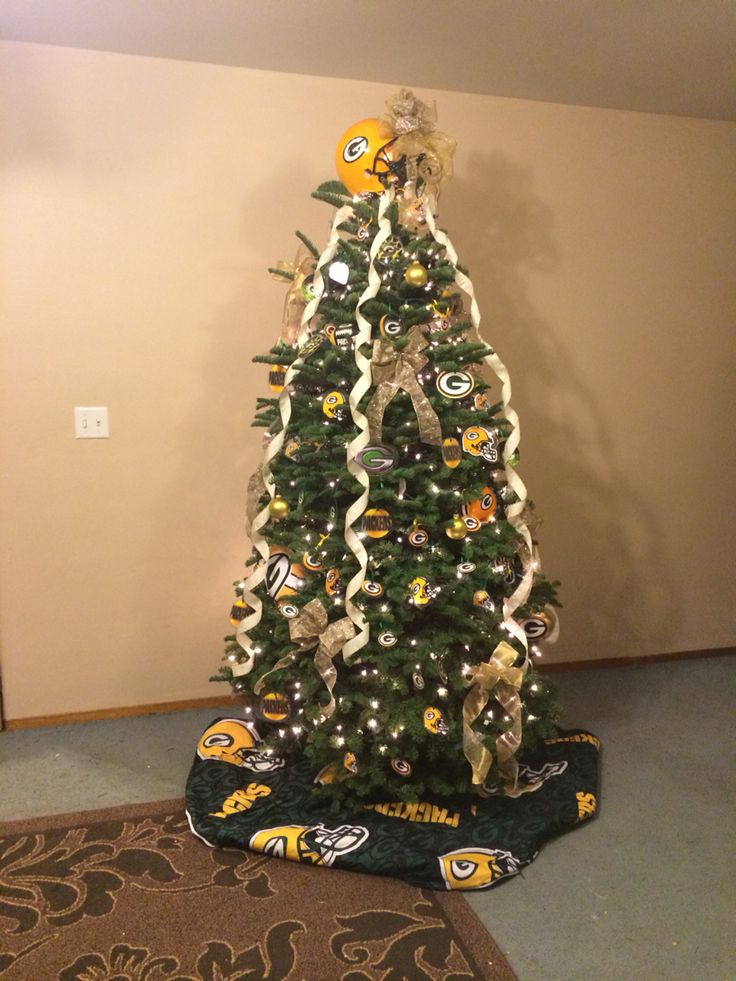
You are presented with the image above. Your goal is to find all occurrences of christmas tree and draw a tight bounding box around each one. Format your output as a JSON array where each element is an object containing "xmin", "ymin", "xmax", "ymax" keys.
[{"xmin": 213, "ymin": 90, "xmax": 564, "ymax": 808}]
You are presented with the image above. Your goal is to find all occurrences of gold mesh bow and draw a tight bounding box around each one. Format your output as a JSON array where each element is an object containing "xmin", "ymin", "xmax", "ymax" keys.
[
  {"xmin": 270, "ymin": 249, "xmax": 316, "ymax": 346},
  {"xmin": 254, "ymin": 598, "xmax": 354, "ymax": 722},
  {"xmin": 366, "ymin": 325, "xmax": 442, "ymax": 446},
  {"xmin": 462, "ymin": 641, "xmax": 526, "ymax": 788}
]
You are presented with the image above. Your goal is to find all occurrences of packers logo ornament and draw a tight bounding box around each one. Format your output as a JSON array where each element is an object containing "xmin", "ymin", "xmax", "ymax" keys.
[
  {"xmin": 441, "ymin": 438, "xmax": 462, "ymax": 469},
  {"xmin": 462, "ymin": 488, "xmax": 498, "ymax": 525},
  {"xmin": 409, "ymin": 576, "xmax": 440, "ymax": 605},
  {"xmin": 423, "ymin": 706, "xmax": 449, "ymax": 735},
  {"xmin": 355, "ymin": 444, "xmax": 398, "ymax": 475},
  {"xmin": 457, "ymin": 561, "xmax": 476, "ymax": 575},
  {"xmin": 300, "ymin": 275, "xmax": 317, "ymax": 303},
  {"xmin": 436, "ymin": 371, "xmax": 474, "ymax": 399},
  {"xmin": 278, "ymin": 601, "xmax": 299, "ymax": 619},
  {"xmin": 259, "ymin": 692, "xmax": 290, "ymax": 723},
  {"xmin": 249, "ymin": 823, "xmax": 369, "ymax": 867},
  {"xmin": 197, "ymin": 719, "xmax": 285, "ymax": 773},
  {"xmin": 266, "ymin": 547, "xmax": 306, "ymax": 600},
  {"xmin": 268, "ymin": 365, "xmax": 287, "ymax": 392},
  {"xmin": 522, "ymin": 610, "xmax": 552, "ymax": 639},
  {"xmin": 390, "ymin": 759, "xmax": 412, "ymax": 777},
  {"xmin": 378, "ymin": 631, "xmax": 397, "ymax": 647},
  {"xmin": 335, "ymin": 117, "xmax": 398, "ymax": 195},
  {"xmin": 412, "ymin": 670, "xmax": 425, "ymax": 690},
  {"xmin": 461, "ymin": 426, "xmax": 498, "ymax": 462},
  {"xmin": 408, "ymin": 522, "xmax": 429, "ymax": 548},
  {"xmin": 361, "ymin": 580, "xmax": 384, "ymax": 598},
  {"xmin": 379, "ymin": 314, "xmax": 404, "ymax": 338},
  {"xmin": 463, "ymin": 515, "xmax": 481, "ymax": 533},
  {"xmin": 362, "ymin": 507, "xmax": 392, "ymax": 538},
  {"xmin": 302, "ymin": 551, "xmax": 323, "ymax": 572},
  {"xmin": 438, "ymin": 848, "xmax": 521, "ymax": 890},
  {"xmin": 325, "ymin": 567, "xmax": 343, "ymax": 596},
  {"xmin": 322, "ymin": 391, "xmax": 346, "ymax": 420}
]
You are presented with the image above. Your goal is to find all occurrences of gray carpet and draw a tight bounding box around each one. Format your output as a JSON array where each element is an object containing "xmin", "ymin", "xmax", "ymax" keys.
[{"xmin": 1, "ymin": 657, "xmax": 733, "ymax": 980}]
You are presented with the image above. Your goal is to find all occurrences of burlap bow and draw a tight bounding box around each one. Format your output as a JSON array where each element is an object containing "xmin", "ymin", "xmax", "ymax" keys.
[
  {"xmin": 462, "ymin": 641, "xmax": 527, "ymax": 788},
  {"xmin": 254, "ymin": 598, "xmax": 354, "ymax": 722},
  {"xmin": 366, "ymin": 325, "xmax": 442, "ymax": 445},
  {"xmin": 270, "ymin": 249, "xmax": 316, "ymax": 346}
]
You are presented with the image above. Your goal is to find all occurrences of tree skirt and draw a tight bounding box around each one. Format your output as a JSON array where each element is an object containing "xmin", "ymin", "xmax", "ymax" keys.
[{"xmin": 186, "ymin": 721, "xmax": 600, "ymax": 892}]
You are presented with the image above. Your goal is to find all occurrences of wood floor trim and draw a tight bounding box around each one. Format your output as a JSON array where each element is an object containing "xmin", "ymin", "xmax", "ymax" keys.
[
  {"xmin": 536, "ymin": 645, "xmax": 734, "ymax": 673},
  {"xmin": 3, "ymin": 646, "xmax": 733, "ymax": 730}
]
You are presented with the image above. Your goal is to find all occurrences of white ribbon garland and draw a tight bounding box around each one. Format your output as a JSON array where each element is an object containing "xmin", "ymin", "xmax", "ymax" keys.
[
  {"xmin": 342, "ymin": 190, "xmax": 395, "ymax": 662},
  {"xmin": 236, "ymin": 204, "xmax": 355, "ymax": 658},
  {"xmin": 423, "ymin": 205, "xmax": 534, "ymax": 668}
]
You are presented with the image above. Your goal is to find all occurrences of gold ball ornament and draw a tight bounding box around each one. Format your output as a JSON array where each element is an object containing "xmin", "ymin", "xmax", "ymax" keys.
[
  {"xmin": 268, "ymin": 496, "xmax": 289, "ymax": 521},
  {"xmin": 445, "ymin": 515, "xmax": 467, "ymax": 540},
  {"xmin": 403, "ymin": 261, "xmax": 428, "ymax": 287}
]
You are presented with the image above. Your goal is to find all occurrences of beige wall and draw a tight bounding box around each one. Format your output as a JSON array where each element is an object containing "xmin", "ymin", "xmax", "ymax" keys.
[{"xmin": 1, "ymin": 41, "xmax": 734, "ymax": 720}]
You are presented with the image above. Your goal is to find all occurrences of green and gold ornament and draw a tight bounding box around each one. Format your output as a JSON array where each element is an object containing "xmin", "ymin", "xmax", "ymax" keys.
[
  {"xmin": 268, "ymin": 365, "xmax": 287, "ymax": 392},
  {"xmin": 423, "ymin": 706, "xmax": 449, "ymax": 735},
  {"xmin": 259, "ymin": 692, "xmax": 290, "ymax": 723},
  {"xmin": 409, "ymin": 576, "xmax": 440, "ymax": 605},
  {"xmin": 322, "ymin": 391, "xmax": 346, "ymax": 420},
  {"xmin": 362, "ymin": 508, "xmax": 392, "ymax": 539}
]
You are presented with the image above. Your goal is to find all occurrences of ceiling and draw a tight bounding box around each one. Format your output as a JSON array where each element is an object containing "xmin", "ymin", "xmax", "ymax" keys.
[{"xmin": 3, "ymin": 0, "xmax": 736, "ymax": 121}]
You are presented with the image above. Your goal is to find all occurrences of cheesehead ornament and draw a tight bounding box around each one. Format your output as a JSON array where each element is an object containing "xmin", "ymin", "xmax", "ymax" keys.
[{"xmin": 335, "ymin": 118, "xmax": 397, "ymax": 195}]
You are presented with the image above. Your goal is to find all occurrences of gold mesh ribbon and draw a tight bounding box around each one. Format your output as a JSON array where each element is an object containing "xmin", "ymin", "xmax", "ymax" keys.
[
  {"xmin": 462, "ymin": 641, "xmax": 526, "ymax": 788},
  {"xmin": 254, "ymin": 599, "xmax": 354, "ymax": 722},
  {"xmin": 366, "ymin": 325, "xmax": 441, "ymax": 446},
  {"xmin": 379, "ymin": 88, "xmax": 456, "ymax": 196},
  {"xmin": 270, "ymin": 250, "xmax": 316, "ymax": 346}
]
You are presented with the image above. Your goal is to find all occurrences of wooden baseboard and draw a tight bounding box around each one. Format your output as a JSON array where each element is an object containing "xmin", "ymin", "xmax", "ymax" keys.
[
  {"xmin": 536, "ymin": 645, "xmax": 735, "ymax": 673},
  {"xmin": 3, "ymin": 646, "xmax": 733, "ymax": 730},
  {"xmin": 3, "ymin": 694, "xmax": 236, "ymax": 731}
]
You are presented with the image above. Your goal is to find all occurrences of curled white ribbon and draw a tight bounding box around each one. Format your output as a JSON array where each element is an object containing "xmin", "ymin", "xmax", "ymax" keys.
[
  {"xmin": 342, "ymin": 190, "xmax": 395, "ymax": 662},
  {"xmin": 423, "ymin": 205, "xmax": 535, "ymax": 670},
  {"xmin": 237, "ymin": 205, "xmax": 355, "ymax": 656}
]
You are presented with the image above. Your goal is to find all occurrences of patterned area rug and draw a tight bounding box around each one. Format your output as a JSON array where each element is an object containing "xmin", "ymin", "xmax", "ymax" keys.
[{"xmin": 0, "ymin": 799, "xmax": 516, "ymax": 980}]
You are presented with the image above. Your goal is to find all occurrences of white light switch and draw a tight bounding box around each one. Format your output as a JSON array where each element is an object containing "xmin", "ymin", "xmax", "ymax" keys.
[{"xmin": 74, "ymin": 406, "xmax": 110, "ymax": 439}]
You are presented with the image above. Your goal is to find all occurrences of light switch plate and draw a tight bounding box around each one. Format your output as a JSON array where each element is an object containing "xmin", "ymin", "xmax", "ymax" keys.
[{"xmin": 74, "ymin": 406, "xmax": 110, "ymax": 438}]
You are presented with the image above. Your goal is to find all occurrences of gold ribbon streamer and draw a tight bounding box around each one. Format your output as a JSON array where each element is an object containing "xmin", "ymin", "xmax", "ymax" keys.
[
  {"xmin": 379, "ymin": 88, "xmax": 456, "ymax": 199},
  {"xmin": 254, "ymin": 599, "xmax": 354, "ymax": 722},
  {"xmin": 462, "ymin": 641, "xmax": 526, "ymax": 787},
  {"xmin": 366, "ymin": 325, "xmax": 442, "ymax": 446},
  {"xmin": 270, "ymin": 250, "xmax": 316, "ymax": 346}
]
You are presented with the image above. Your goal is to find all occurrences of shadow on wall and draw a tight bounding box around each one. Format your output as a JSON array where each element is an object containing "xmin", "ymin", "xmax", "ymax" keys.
[
  {"xmin": 446, "ymin": 150, "xmax": 681, "ymax": 663},
  {"xmin": 139, "ymin": 150, "xmax": 683, "ymax": 692},
  {"xmin": 132, "ymin": 160, "xmax": 324, "ymax": 693}
]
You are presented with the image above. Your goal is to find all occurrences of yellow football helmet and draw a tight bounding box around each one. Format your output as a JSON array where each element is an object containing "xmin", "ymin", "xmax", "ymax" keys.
[
  {"xmin": 423, "ymin": 706, "xmax": 449, "ymax": 735},
  {"xmin": 438, "ymin": 848, "xmax": 521, "ymax": 889},
  {"xmin": 249, "ymin": 823, "xmax": 369, "ymax": 867}
]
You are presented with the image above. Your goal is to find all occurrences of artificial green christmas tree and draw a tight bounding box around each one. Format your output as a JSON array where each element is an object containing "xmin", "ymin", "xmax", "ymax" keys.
[{"xmin": 187, "ymin": 91, "xmax": 599, "ymax": 889}]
